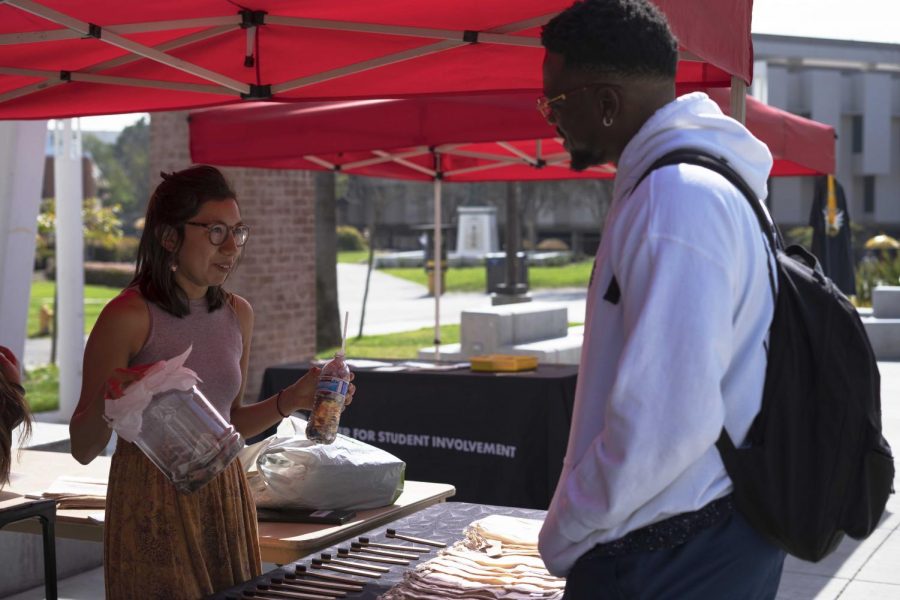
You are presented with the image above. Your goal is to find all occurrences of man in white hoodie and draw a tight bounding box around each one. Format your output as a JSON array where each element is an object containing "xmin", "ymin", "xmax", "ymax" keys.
[{"xmin": 537, "ymin": 1, "xmax": 786, "ymax": 598}]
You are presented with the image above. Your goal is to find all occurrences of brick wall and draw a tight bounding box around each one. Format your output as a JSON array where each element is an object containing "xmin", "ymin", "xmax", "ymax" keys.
[{"xmin": 150, "ymin": 111, "xmax": 316, "ymax": 402}]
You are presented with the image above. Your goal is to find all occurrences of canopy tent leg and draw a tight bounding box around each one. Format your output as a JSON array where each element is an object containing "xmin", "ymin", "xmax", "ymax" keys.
[
  {"xmin": 0, "ymin": 120, "xmax": 46, "ymax": 367},
  {"xmin": 731, "ymin": 75, "xmax": 747, "ymax": 125},
  {"xmin": 433, "ymin": 174, "xmax": 442, "ymax": 361},
  {"xmin": 54, "ymin": 119, "xmax": 84, "ymax": 421}
]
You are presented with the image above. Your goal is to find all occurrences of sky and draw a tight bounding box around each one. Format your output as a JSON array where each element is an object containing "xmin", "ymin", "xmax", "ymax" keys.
[{"xmin": 69, "ymin": 0, "xmax": 899, "ymax": 133}]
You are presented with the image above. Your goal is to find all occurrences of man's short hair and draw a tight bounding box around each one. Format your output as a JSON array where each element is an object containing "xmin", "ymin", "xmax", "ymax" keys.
[{"xmin": 541, "ymin": 0, "xmax": 678, "ymax": 79}]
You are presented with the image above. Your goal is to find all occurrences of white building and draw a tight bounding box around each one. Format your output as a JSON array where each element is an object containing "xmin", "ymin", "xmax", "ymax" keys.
[{"xmin": 754, "ymin": 34, "xmax": 900, "ymax": 228}]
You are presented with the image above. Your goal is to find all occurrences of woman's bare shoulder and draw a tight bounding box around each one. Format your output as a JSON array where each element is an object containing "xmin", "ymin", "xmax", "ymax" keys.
[
  {"xmin": 228, "ymin": 293, "xmax": 253, "ymax": 318},
  {"xmin": 95, "ymin": 288, "xmax": 149, "ymax": 333}
]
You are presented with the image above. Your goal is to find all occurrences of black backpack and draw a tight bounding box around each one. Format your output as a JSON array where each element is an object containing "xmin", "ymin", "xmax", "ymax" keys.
[{"xmin": 636, "ymin": 149, "xmax": 894, "ymax": 562}]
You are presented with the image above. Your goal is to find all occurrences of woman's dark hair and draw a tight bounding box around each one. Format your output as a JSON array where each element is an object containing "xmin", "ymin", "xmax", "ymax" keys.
[
  {"xmin": 131, "ymin": 165, "xmax": 238, "ymax": 317},
  {"xmin": 541, "ymin": 0, "xmax": 677, "ymax": 79},
  {"xmin": 0, "ymin": 378, "xmax": 31, "ymax": 487}
]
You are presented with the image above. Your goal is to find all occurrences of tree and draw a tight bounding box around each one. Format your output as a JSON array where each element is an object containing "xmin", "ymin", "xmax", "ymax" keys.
[
  {"xmin": 37, "ymin": 196, "xmax": 124, "ymax": 259},
  {"xmin": 114, "ymin": 118, "xmax": 150, "ymax": 232},
  {"xmin": 82, "ymin": 118, "xmax": 149, "ymax": 235},
  {"xmin": 315, "ymin": 172, "xmax": 342, "ymax": 351}
]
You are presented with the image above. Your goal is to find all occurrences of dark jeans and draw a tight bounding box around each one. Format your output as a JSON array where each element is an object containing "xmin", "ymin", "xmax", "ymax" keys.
[{"xmin": 562, "ymin": 510, "xmax": 785, "ymax": 600}]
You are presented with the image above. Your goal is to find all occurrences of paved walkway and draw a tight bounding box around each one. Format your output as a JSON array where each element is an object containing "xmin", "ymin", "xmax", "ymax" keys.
[
  {"xmin": 23, "ymin": 265, "xmax": 587, "ymax": 366},
  {"xmin": 336, "ymin": 263, "xmax": 587, "ymax": 336}
]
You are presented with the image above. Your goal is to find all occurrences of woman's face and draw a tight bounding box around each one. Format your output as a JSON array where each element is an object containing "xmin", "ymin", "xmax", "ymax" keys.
[{"xmin": 172, "ymin": 198, "xmax": 243, "ymax": 299}]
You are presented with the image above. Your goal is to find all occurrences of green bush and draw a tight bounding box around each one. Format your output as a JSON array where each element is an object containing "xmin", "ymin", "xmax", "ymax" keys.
[
  {"xmin": 337, "ymin": 226, "xmax": 367, "ymax": 251},
  {"xmin": 856, "ymin": 255, "xmax": 900, "ymax": 306},
  {"xmin": 47, "ymin": 261, "xmax": 134, "ymax": 288},
  {"xmin": 87, "ymin": 236, "xmax": 141, "ymax": 262}
]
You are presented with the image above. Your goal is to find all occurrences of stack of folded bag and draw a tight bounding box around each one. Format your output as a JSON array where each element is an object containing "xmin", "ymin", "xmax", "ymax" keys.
[{"xmin": 381, "ymin": 515, "xmax": 564, "ymax": 599}]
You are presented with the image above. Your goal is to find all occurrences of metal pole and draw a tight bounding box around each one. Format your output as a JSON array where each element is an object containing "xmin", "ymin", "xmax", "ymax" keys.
[
  {"xmin": 730, "ymin": 75, "xmax": 747, "ymax": 125},
  {"xmin": 433, "ymin": 167, "xmax": 442, "ymax": 361}
]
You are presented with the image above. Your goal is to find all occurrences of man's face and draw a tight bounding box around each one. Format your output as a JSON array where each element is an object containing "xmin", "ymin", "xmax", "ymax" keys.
[{"xmin": 542, "ymin": 51, "xmax": 614, "ymax": 171}]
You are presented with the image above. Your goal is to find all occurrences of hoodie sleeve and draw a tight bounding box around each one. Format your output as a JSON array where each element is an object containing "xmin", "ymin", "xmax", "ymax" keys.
[{"xmin": 544, "ymin": 170, "xmax": 738, "ymax": 554}]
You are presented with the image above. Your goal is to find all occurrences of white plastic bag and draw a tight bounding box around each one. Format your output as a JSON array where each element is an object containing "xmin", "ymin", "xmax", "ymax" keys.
[{"xmin": 246, "ymin": 416, "xmax": 405, "ymax": 510}]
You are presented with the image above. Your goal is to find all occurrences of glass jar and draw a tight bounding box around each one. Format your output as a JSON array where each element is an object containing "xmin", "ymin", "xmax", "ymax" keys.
[{"xmin": 133, "ymin": 385, "xmax": 243, "ymax": 494}]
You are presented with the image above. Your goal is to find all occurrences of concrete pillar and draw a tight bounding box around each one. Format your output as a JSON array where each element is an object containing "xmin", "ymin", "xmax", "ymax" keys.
[
  {"xmin": 862, "ymin": 72, "xmax": 891, "ymax": 175},
  {"xmin": 0, "ymin": 121, "xmax": 46, "ymax": 365},
  {"xmin": 54, "ymin": 120, "xmax": 85, "ymax": 421}
]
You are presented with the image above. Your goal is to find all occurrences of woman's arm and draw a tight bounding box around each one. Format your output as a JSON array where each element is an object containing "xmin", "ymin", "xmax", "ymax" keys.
[
  {"xmin": 69, "ymin": 291, "xmax": 148, "ymax": 464},
  {"xmin": 227, "ymin": 294, "xmax": 321, "ymax": 438}
]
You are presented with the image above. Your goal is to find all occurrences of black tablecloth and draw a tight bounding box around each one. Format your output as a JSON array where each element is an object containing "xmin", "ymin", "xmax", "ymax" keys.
[
  {"xmin": 209, "ymin": 501, "xmax": 548, "ymax": 600},
  {"xmin": 258, "ymin": 362, "xmax": 578, "ymax": 509}
]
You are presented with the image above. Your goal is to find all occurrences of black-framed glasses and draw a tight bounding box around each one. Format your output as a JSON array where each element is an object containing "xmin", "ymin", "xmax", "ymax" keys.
[
  {"xmin": 536, "ymin": 83, "xmax": 609, "ymax": 121},
  {"xmin": 186, "ymin": 221, "xmax": 250, "ymax": 247}
]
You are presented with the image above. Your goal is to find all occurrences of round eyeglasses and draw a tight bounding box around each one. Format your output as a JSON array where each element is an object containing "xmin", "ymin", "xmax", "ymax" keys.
[{"xmin": 185, "ymin": 221, "xmax": 250, "ymax": 247}]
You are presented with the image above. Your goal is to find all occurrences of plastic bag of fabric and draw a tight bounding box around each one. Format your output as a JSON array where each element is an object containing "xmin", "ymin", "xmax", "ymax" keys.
[{"xmin": 245, "ymin": 416, "xmax": 405, "ymax": 510}]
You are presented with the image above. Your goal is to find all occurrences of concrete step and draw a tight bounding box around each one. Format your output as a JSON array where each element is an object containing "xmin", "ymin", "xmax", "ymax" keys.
[{"xmin": 862, "ymin": 317, "xmax": 900, "ymax": 360}]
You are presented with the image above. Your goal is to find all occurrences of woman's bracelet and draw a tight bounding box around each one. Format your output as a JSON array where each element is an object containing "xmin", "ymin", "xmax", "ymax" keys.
[
  {"xmin": 10, "ymin": 382, "xmax": 25, "ymax": 396},
  {"xmin": 275, "ymin": 389, "xmax": 290, "ymax": 419}
]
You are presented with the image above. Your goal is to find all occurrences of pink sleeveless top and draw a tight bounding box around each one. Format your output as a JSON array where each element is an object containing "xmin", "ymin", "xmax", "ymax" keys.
[{"xmin": 131, "ymin": 295, "xmax": 243, "ymax": 421}]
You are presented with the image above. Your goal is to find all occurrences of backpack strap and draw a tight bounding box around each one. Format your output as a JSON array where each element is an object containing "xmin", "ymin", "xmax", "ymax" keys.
[{"xmin": 632, "ymin": 149, "xmax": 779, "ymax": 303}]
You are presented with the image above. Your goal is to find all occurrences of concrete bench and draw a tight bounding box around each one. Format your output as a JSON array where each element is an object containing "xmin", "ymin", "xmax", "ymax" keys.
[
  {"xmin": 419, "ymin": 304, "xmax": 583, "ymax": 364},
  {"xmin": 862, "ymin": 286, "xmax": 900, "ymax": 360},
  {"xmin": 459, "ymin": 304, "xmax": 569, "ymax": 356}
]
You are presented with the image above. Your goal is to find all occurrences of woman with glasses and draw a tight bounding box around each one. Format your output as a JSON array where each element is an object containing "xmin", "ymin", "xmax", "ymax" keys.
[{"xmin": 69, "ymin": 165, "xmax": 346, "ymax": 598}]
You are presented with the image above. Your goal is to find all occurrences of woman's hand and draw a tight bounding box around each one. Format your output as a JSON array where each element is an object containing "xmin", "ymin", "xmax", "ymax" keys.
[
  {"xmin": 104, "ymin": 363, "xmax": 155, "ymax": 399},
  {"xmin": 283, "ymin": 369, "xmax": 356, "ymax": 412},
  {"xmin": 0, "ymin": 346, "xmax": 22, "ymax": 387},
  {"xmin": 284, "ymin": 366, "xmax": 321, "ymax": 412},
  {"xmin": 343, "ymin": 373, "xmax": 356, "ymax": 410}
]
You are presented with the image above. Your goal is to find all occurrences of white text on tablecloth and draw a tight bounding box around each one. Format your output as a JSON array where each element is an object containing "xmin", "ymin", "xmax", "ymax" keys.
[{"xmin": 344, "ymin": 427, "xmax": 518, "ymax": 458}]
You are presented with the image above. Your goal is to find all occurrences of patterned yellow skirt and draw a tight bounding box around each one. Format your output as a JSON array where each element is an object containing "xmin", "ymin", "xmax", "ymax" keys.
[{"xmin": 104, "ymin": 439, "xmax": 261, "ymax": 599}]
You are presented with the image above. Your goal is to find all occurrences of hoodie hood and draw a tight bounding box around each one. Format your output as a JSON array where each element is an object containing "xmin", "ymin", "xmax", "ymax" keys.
[{"xmin": 614, "ymin": 92, "xmax": 773, "ymax": 202}]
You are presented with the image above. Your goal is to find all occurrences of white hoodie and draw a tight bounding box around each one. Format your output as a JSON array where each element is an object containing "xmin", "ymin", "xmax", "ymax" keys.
[{"xmin": 538, "ymin": 92, "xmax": 776, "ymax": 576}]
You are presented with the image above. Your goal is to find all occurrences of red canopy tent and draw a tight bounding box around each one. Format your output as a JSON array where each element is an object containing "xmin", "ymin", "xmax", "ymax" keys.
[
  {"xmin": 0, "ymin": 0, "xmax": 752, "ymax": 119},
  {"xmin": 190, "ymin": 87, "xmax": 832, "ymax": 349},
  {"xmin": 0, "ymin": 0, "xmax": 756, "ymax": 357},
  {"xmin": 190, "ymin": 91, "xmax": 835, "ymax": 181}
]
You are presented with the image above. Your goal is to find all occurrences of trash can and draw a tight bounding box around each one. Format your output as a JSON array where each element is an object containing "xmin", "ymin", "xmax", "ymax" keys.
[
  {"xmin": 485, "ymin": 252, "xmax": 528, "ymax": 295},
  {"xmin": 425, "ymin": 259, "xmax": 448, "ymax": 296}
]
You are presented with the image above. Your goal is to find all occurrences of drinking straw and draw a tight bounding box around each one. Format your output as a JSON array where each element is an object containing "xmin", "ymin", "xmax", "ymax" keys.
[{"xmin": 341, "ymin": 311, "xmax": 349, "ymax": 355}]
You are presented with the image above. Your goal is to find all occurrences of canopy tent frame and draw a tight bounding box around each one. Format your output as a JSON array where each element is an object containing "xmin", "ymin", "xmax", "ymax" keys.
[
  {"xmin": 0, "ymin": 0, "xmax": 745, "ymax": 116},
  {"xmin": 190, "ymin": 87, "xmax": 836, "ymax": 352}
]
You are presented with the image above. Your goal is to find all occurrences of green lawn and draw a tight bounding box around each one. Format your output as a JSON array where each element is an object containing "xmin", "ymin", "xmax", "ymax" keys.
[
  {"xmin": 338, "ymin": 250, "xmax": 371, "ymax": 264},
  {"xmin": 383, "ymin": 260, "xmax": 593, "ymax": 293},
  {"xmin": 28, "ymin": 280, "xmax": 120, "ymax": 337},
  {"xmin": 23, "ymin": 364, "xmax": 60, "ymax": 413},
  {"xmin": 317, "ymin": 324, "xmax": 461, "ymax": 360}
]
